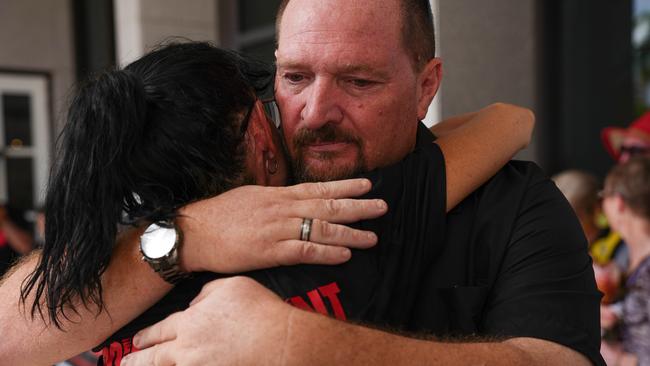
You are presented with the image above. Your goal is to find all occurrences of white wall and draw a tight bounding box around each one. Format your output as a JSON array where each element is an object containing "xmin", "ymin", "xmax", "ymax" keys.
[
  {"xmin": 114, "ymin": 0, "xmax": 218, "ymax": 66},
  {"xmin": 0, "ymin": 0, "xmax": 75, "ymax": 132},
  {"xmin": 437, "ymin": 0, "xmax": 539, "ymax": 161}
]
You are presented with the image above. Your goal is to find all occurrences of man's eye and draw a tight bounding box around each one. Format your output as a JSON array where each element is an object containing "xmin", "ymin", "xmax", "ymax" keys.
[
  {"xmin": 348, "ymin": 79, "xmax": 375, "ymax": 88},
  {"xmin": 284, "ymin": 73, "xmax": 305, "ymax": 83}
]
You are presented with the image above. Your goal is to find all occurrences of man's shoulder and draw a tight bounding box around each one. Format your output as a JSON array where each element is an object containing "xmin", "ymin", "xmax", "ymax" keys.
[
  {"xmin": 462, "ymin": 160, "xmax": 549, "ymax": 211},
  {"xmin": 484, "ymin": 160, "xmax": 545, "ymax": 188},
  {"xmin": 445, "ymin": 159, "xmax": 574, "ymax": 254}
]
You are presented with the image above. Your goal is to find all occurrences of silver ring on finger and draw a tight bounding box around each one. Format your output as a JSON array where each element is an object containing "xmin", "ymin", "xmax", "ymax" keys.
[{"xmin": 300, "ymin": 218, "xmax": 313, "ymax": 241}]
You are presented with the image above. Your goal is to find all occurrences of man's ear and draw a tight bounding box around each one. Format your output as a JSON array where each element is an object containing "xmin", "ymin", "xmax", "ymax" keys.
[{"xmin": 416, "ymin": 57, "xmax": 443, "ymax": 120}]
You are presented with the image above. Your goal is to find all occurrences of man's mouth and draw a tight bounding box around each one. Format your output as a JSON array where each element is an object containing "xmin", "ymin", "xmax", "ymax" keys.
[
  {"xmin": 306, "ymin": 141, "xmax": 352, "ymax": 151},
  {"xmin": 304, "ymin": 141, "xmax": 355, "ymax": 153}
]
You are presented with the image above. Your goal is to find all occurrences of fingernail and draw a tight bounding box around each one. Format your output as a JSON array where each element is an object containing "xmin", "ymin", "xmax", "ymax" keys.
[
  {"xmin": 340, "ymin": 248, "xmax": 351, "ymax": 260},
  {"xmin": 367, "ymin": 232, "xmax": 377, "ymax": 242},
  {"xmin": 376, "ymin": 200, "xmax": 387, "ymax": 210},
  {"xmin": 132, "ymin": 334, "xmax": 141, "ymax": 348},
  {"xmin": 362, "ymin": 179, "xmax": 371, "ymax": 189}
]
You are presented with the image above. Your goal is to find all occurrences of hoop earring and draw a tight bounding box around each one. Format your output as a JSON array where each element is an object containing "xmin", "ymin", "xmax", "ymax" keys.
[{"xmin": 266, "ymin": 156, "xmax": 278, "ymax": 175}]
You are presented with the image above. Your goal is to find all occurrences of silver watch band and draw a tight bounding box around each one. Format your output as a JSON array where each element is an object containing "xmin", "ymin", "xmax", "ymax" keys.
[{"xmin": 148, "ymin": 245, "xmax": 188, "ymax": 284}]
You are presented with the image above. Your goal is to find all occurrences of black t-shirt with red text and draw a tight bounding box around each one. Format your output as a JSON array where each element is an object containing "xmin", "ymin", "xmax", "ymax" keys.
[{"xmin": 96, "ymin": 123, "xmax": 447, "ymax": 365}]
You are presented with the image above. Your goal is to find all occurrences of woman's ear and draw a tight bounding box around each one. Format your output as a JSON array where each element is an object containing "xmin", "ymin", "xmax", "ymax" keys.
[{"xmin": 244, "ymin": 101, "xmax": 280, "ymax": 185}]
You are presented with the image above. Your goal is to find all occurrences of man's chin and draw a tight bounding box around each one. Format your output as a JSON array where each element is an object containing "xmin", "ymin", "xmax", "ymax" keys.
[{"xmin": 293, "ymin": 158, "xmax": 365, "ymax": 183}]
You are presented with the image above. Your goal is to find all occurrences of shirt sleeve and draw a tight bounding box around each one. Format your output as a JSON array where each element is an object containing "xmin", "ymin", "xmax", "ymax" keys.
[{"xmin": 480, "ymin": 165, "xmax": 604, "ymax": 365}]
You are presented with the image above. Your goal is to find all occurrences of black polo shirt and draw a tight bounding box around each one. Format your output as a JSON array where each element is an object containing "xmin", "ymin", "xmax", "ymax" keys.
[{"xmin": 409, "ymin": 154, "xmax": 605, "ymax": 365}]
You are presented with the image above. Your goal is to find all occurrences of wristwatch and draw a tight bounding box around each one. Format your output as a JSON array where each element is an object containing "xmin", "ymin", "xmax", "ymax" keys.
[{"xmin": 139, "ymin": 222, "xmax": 189, "ymax": 284}]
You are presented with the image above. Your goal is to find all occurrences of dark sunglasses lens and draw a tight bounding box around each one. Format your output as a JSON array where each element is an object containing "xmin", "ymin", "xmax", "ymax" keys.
[
  {"xmin": 263, "ymin": 101, "xmax": 282, "ymax": 128},
  {"xmin": 620, "ymin": 145, "xmax": 650, "ymax": 156}
]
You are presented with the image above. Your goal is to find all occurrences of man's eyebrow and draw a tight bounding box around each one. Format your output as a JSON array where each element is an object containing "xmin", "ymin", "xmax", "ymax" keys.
[
  {"xmin": 337, "ymin": 64, "xmax": 390, "ymax": 79},
  {"xmin": 277, "ymin": 61, "xmax": 390, "ymax": 79},
  {"xmin": 276, "ymin": 61, "xmax": 310, "ymax": 70}
]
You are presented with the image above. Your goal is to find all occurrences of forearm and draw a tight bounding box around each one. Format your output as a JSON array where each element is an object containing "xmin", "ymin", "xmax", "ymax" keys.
[
  {"xmin": 0, "ymin": 228, "xmax": 172, "ymax": 365},
  {"xmin": 282, "ymin": 310, "xmax": 522, "ymax": 365},
  {"xmin": 431, "ymin": 103, "xmax": 534, "ymax": 147},
  {"xmin": 435, "ymin": 103, "xmax": 534, "ymax": 210},
  {"xmin": 428, "ymin": 110, "xmax": 478, "ymax": 137},
  {"xmin": 282, "ymin": 310, "xmax": 589, "ymax": 366}
]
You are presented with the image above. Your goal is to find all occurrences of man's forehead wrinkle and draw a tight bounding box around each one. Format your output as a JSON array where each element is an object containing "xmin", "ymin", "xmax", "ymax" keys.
[
  {"xmin": 277, "ymin": 49, "xmax": 392, "ymax": 76},
  {"xmin": 279, "ymin": 0, "xmax": 400, "ymax": 44},
  {"xmin": 280, "ymin": 29, "xmax": 384, "ymax": 46}
]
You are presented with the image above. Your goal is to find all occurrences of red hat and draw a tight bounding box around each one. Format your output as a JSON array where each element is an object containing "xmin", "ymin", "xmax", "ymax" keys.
[{"xmin": 601, "ymin": 112, "xmax": 650, "ymax": 160}]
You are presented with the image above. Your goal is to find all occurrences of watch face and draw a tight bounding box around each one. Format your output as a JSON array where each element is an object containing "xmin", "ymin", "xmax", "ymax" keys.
[{"xmin": 141, "ymin": 223, "xmax": 177, "ymax": 259}]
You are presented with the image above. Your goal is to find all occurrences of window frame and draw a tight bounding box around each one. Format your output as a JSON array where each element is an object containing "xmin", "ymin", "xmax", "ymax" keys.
[{"xmin": 0, "ymin": 69, "xmax": 52, "ymax": 209}]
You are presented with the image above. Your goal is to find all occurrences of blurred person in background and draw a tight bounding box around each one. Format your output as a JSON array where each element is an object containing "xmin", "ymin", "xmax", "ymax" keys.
[
  {"xmin": 552, "ymin": 169, "xmax": 627, "ymax": 361},
  {"xmin": 552, "ymin": 170, "xmax": 603, "ymax": 244},
  {"xmin": 600, "ymin": 157, "xmax": 650, "ymax": 366},
  {"xmin": 599, "ymin": 112, "xmax": 650, "ymax": 272},
  {"xmin": 600, "ymin": 111, "xmax": 650, "ymax": 273},
  {"xmin": 552, "ymin": 170, "xmax": 626, "ymax": 304},
  {"xmin": 0, "ymin": 204, "xmax": 33, "ymax": 276},
  {"xmin": 602, "ymin": 112, "xmax": 650, "ymax": 164}
]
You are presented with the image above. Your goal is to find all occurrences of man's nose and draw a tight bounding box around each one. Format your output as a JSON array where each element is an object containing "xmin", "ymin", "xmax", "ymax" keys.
[{"xmin": 300, "ymin": 79, "xmax": 343, "ymax": 129}]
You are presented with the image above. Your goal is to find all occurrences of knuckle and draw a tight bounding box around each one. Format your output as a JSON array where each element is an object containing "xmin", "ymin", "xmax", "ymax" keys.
[
  {"xmin": 229, "ymin": 275, "xmax": 250, "ymax": 285},
  {"xmin": 202, "ymin": 279, "xmax": 221, "ymax": 293},
  {"xmin": 319, "ymin": 220, "xmax": 332, "ymax": 238},
  {"xmin": 230, "ymin": 275, "xmax": 256, "ymax": 289},
  {"xmin": 324, "ymin": 199, "xmax": 339, "ymax": 216},
  {"xmin": 300, "ymin": 243, "xmax": 318, "ymax": 260},
  {"xmin": 315, "ymin": 182, "xmax": 330, "ymax": 197}
]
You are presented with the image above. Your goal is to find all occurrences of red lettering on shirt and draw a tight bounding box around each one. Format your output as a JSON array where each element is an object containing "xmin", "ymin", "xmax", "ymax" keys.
[
  {"xmin": 287, "ymin": 295, "xmax": 315, "ymax": 311},
  {"xmin": 101, "ymin": 337, "xmax": 139, "ymax": 365},
  {"xmin": 306, "ymin": 288, "xmax": 329, "ymax": 315},
  {"xmin": 286, "ymin": 282, "xmax": 347, "ymax": 320},
  {"xmin": 318, "ymin": 282, "xmax": 347, "ymax": 320}
]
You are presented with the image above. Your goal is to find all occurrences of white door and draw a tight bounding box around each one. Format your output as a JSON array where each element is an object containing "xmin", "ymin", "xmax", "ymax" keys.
[{"xmin": 0, "ymin": 72, "xmax": 51, "ymax": 214}]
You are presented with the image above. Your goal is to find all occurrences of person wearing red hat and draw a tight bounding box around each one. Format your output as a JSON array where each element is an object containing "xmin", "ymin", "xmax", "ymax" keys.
[{"xmin": 602, "ymin": 112, "xmax": 650, "ymax": 163}]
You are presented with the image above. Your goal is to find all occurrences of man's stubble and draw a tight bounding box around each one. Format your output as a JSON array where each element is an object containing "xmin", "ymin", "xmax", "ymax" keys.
[{"xmin": 289, "ymin": 123, "xmax": 368, "ymax": 183}]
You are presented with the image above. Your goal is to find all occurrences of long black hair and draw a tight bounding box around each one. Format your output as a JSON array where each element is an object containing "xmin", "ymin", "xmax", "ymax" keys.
[{"xmin": 20, "ymin": 42, "xmax": 274, "ymax": 327}]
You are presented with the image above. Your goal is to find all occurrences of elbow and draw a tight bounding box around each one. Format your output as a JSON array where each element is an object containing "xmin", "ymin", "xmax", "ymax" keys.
[
  {"xmin": 490, "ymin": 103, "xmax": 536, "ymax": 149},
  {"xmin": 518, "ymin": 107, "xmax": 535, "ymax": 149}
]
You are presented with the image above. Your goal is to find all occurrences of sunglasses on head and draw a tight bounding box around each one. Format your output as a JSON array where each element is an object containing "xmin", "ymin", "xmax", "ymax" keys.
[
  {"xmin": 620, "ymin": 145, "xmax": 650, "ymax": 157},
  {"xmin": 240, "ymin": 97, "xmax": 282, "ymax": 135},
  {"xmin": 261, "ymin": 97, "xmax": 281, "ymax": 129}
]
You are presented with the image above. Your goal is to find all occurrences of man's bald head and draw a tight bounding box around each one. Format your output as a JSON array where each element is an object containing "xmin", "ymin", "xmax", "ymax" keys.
[{"xmin": 275, "ymin": 0, "xmax": 436, "ymax": 71}]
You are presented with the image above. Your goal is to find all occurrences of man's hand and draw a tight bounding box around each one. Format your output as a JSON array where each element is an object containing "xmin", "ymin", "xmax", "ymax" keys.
[
  {"xmin": 122, "ymin": 277, "xmax": 293, "ymax": 366},
  {"xmin": 122, "ymin": 277, "xmax": 592, "ymax": 366},
  {"xmin": 178, "ymin": 178, "xmax": 387, "ymax": 273}
]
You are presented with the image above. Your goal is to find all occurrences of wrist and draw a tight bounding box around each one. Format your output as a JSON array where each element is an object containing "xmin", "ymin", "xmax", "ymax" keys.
[{"xmin": 175, "ymin": 206, "xmax": 205, "ymax": 273}]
